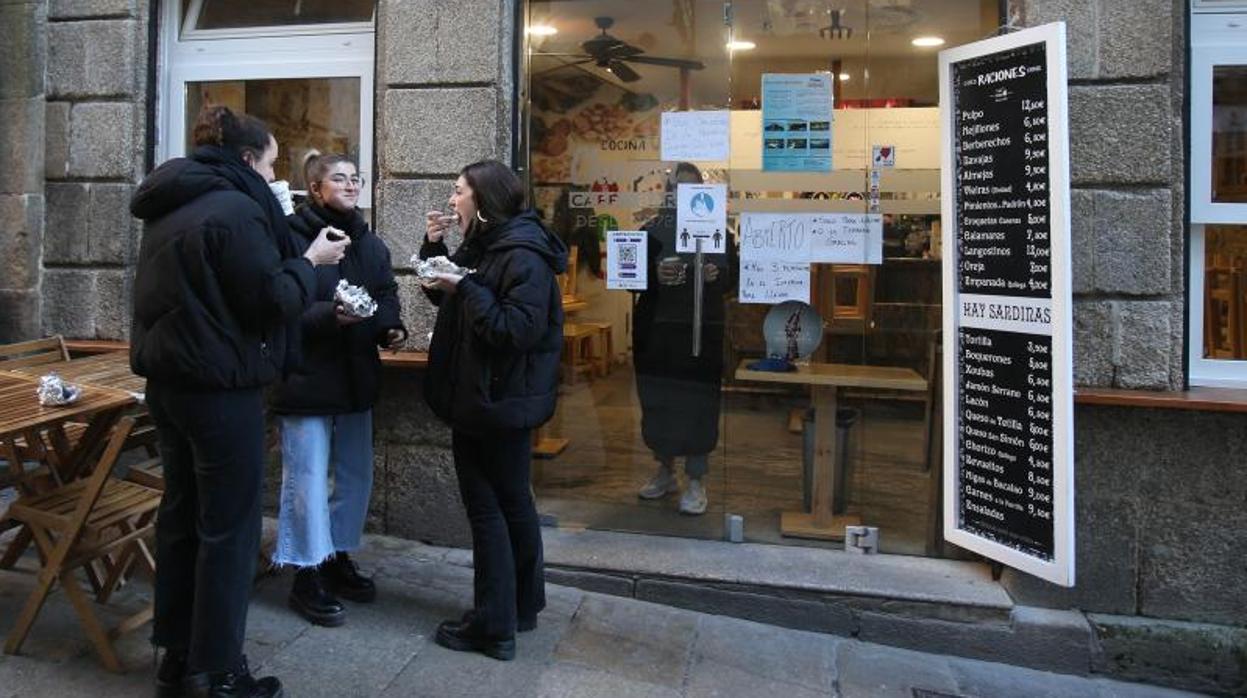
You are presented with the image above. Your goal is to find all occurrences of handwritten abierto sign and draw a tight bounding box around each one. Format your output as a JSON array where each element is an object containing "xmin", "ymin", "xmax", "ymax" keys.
[
  {"xmin": 739, "ymin": 260, "xmax": 810, "ymax": 304},
  {"xmin": 739, "ymin": 212, "xmax": 883, "ymax": 265},
  {"xmin": 661, "ymin": 111, "xmax": 731, "ymax": 163}
]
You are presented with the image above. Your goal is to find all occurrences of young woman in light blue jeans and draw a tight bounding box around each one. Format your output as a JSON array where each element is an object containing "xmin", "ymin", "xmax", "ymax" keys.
[{"xmin": 270, "ymin": 155, "xmax": 406, "ymax": 626}]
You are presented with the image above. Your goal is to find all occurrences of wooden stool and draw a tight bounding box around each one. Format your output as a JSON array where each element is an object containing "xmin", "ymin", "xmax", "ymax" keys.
[
  {"xmin": 561, "ymin": 324, "xmax": 597, "ymax": 385},
  {"xmin": 582, "ymin": 322, "xmax": 613, "ymax": 377}
]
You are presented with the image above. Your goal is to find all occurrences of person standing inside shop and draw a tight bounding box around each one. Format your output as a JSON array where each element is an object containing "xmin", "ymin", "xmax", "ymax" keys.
[
  {"xmin": 419, "ymin": 160, "xmax": 567, "ymax": 660},
  {"xmin": 270, "ymin": 154, "xmax": 406, "ymax": 627},
  {"xmin": 634, "ymin": 163, "xmax": 737, "ymax": 515},
  {"xmin": 130, "ymin": 105, "xmax": 349, "ymax": 698}
]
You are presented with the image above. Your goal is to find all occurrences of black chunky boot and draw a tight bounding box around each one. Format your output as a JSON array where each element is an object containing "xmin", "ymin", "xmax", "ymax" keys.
[
  {"xmin": 184, "ymin": 657, "xmax": 282, "ymax": 698},
  {"xmin": 434, "ymin": 616, "xmax": 516, "ymax": 661},
  {"xmin": 288, "ymin": 566, "xmax": 345, "ymax": 627},
  {"xmin": 156, "ymin": 647, "xmax": 188, "ymax": 698},
  {"xmin": 320, "ymin": 551, "xmax": 376, "ymax": 603}
]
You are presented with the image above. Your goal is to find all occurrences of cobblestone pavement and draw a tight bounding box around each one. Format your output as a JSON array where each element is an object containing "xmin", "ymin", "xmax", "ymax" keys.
[{"xmin": 0, "ymin": 532, "xmax": 1204, "ymax": 697}]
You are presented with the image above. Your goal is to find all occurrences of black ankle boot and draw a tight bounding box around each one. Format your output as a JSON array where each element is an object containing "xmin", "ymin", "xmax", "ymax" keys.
[
  {"xmin": 184, "ymin": 657, "xmax": 282, "ymax": 698},
  {"xmin": 288, "ymin": 566, "xmax": 345, "ymax": 627},
  {"xmin": 321, "ymin": 551, "xmax": 376, "ymax": 603},
  {"xmin": 156, "ymin": 647, "xmax": 188, "ymax": 698},
  {"xmin": 434, "ymin": 617, "xmax": 516, "ymax": 661}
]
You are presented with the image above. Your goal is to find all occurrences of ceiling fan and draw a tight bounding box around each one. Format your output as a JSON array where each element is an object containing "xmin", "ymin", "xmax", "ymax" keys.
[{"xmin": 541, "ymin": 16, "xmax": 706, "ymax": 83}]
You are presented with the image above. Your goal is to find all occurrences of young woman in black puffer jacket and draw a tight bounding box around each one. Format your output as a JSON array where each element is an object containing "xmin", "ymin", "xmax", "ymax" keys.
[
  {"xmin": 269, "ymin": 155, "xmax": 406, "ymax": 628},
  {"xmin": 419, "ymin": 160, "xmax": 567, "ymax": 661}
]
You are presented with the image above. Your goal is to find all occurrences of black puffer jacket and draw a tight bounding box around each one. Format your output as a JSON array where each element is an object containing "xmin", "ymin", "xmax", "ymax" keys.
[
  {"xmin": 421, "ymin": 211, "xmax": 567, "ymax": 434},
  {"xmin": 269, "ymin": 203, "xmax": 405, "ymax": 415},
  {"xmin": 129, "ymin": 156, "xmax": 316, "ymax": 389}
]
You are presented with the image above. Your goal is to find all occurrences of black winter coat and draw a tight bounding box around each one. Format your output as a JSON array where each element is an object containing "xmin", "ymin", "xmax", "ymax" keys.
[
  {"xmin": 129, "ymin": 157, "xmax": 317, "ymax": 390},
  {"xmin": 269, "ymin": 203, "xmax": 406, "ymax": 415},
  {"xmin": 421, "ymin": 211, "xmax": 568, "ymax": 435}
]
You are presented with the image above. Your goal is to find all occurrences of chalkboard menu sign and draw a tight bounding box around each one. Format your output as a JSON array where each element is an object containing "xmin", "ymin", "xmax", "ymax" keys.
[{"xmin": 939, "ymin": 24, "xmax": 1075, "ymax": 587}]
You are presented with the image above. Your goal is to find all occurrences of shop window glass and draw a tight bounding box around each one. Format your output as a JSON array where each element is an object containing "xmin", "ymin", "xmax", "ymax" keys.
[
  {"xmin": 186, "ymin": 78, "xmax": 362, "ymax": 191},
  {"xmin": 1213, "ymin": 66, "xmax": 1247, "ymax": 204},
  {"xmin": 522, "ymin": 0, "xmax": 1001, "ymax": 556},
  {"xmin": 1203, "ymin": 225, "xmax": 1247, "ymax": 360},
  {"xmin": 181, "ymin": 0, "xmax": 374, "ymax": 31}
]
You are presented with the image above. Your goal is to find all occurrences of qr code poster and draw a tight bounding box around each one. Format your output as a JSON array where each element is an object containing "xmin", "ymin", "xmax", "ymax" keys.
[{"xmin": 606, "ymin": 231, "xmax": 648, "ymax": 291}]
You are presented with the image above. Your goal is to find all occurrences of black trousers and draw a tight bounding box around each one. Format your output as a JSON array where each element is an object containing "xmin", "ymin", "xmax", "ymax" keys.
[
  {"xmin": 451, "ymin": 428, "xmax": 546, "ymax": 638},
  {"xmin": 146, "ymin": 381, "xmax": 266, "ymax": 675}
]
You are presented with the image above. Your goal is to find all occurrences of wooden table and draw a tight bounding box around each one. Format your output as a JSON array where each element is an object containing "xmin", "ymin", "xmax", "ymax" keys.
[
  {"xmin": 0, "ymin": 372, "xmax": 137, "ymax": 565},
  {"xmin": 7, "ymin": 351, "xmax": 144, "ymax": 400},
  {"xmin": 734, "ymin": 360, "xmax": 928, "ymax": 541}
]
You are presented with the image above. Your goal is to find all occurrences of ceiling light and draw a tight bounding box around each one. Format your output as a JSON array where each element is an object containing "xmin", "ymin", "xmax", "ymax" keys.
[
  {"xmin": 527, "ymin": 24, "xmax": 557, "ymax": 36},
  {"xmin": 911, "ymin": 36, "xmax": 945, "ymax": 47},
  {"xmin": 838, "ymin": 73, "xmax": 850, "ymax": 81},
  {"xmin": 726, "ymin": 40, "xmax": 756, "ymax": 51}
]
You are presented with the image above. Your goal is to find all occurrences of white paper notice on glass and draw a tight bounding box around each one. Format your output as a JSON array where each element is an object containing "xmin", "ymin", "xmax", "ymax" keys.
[
  {"xmin": 660, "ymin": 111, "xmax": 730, "ymax": 163},
  {"xmin": 739, "ymin": 260, "xmax": 810, "ymax": 305},
  {"xmin": 606, "ymin": 230, "xmax": 648, "ymax": 291},
  {"xmin": 675, "ymin": 183, "xmax": 728, "ymax": 253},
  {"xmin": 806, "ymin": 213, "xmax": 883, "ymax": 264},
  {"xmin": 738, "ymin": 212, "xmax": 883, "ymax": 265}
]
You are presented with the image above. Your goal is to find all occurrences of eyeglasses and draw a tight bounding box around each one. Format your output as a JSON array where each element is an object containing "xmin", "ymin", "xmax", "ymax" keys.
[{"xmin": 327, "ymin": 174, "xmax": 366, "ymax": 188}]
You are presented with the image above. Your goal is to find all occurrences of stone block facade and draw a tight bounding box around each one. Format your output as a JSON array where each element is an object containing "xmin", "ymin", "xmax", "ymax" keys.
[
  {"xmin": 369, "ymin": 0, "xmax": 517, "ymax": 547},
  {"xmin": 1020, "ymin": 0, "xmax": 1186, "ymax": 391}
]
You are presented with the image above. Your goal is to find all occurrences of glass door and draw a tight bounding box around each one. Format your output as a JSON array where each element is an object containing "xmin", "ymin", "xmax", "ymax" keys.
[
  {"xmin": 524, "ymin": 0, "xmax": 734, "ymax": 540},
  {"xmin": 720, "ymin": 0, "xmax": 1002, "ymax": 555}
]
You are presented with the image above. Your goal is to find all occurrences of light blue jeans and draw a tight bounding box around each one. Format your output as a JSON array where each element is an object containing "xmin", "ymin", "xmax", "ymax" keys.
[{"xmin": 274, "ymin": 411, "xmax": 374, "ymax": 567}]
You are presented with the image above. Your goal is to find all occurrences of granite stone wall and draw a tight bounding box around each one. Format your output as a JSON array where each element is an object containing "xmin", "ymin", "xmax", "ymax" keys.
[
  {"xmin": 39, "ymin": 0, "xmax": 148, "ymax": 340},
  {"xmin": 0, "ymin": 0, "xmax": 48, "ymax": 342},
  {"xmin": 368, "ymin": 0, "xmax": 517, "ymax": 546},
  {"xmin": 1018, "ymin": 0, "xmax": 1187, "ymax": 390}
]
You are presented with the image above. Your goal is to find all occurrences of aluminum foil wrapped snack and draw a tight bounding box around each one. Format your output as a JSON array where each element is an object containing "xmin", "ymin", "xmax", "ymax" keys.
[
  {"xmin": 334, "ymin": 279, "xmax": 377, "ymax": 318},
  {"xmin": 37, "ymin": 372, "xmax": 81, "ymax": 407},
  {"xmin": 412, "ymin": 255, "xmax": 474, "ymax": 281}
]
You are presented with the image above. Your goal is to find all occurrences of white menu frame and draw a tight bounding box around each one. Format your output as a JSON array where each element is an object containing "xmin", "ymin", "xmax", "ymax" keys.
[{"xmin": 939, "ymin": 23, "xmax": 1075, "ymax": 587}]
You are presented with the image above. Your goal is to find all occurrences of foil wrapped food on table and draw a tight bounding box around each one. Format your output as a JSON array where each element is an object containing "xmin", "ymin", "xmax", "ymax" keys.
[
  {"xmin": 412, "ymin": 255, "xmax": 474, "ymax": 281},
  {"xmin": 37, "ymin": 372, "xmax": 82, "ymax": 407},
  {"xmin": 334, "ymin": 279, "xmax": 377, "ymax": 318}
]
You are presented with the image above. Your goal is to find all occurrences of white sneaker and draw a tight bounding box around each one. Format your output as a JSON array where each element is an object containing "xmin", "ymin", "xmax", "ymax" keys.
[
  {"xmin": 679, "ymin": 479, "xmax": 708, "ymax": 515},
  {"xmin": 638, "ymin": 467, "xmax": 678, "ymax": 499}
]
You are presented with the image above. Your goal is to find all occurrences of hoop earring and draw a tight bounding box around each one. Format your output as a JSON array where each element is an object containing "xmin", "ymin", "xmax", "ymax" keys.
[{"xmin": 475, "ymin": 211, "xmax": 487, "ymax": 224}]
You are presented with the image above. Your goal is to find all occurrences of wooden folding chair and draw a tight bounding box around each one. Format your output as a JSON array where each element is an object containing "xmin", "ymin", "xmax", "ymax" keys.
[
  {"xmin": 0, "ymin": 335, "xmax": 70, "ymax": 369},
  {"xmin": 3, "ymin": 416, "xmax": 161, "ymax": 672}
]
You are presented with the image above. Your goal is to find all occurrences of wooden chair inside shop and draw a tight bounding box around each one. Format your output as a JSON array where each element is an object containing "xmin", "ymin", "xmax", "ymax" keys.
[
  {"xmin": 559, "ymin": 245, "xmax": 597, "ymax": 383},
  {"xmin": 1204, "ymin": 252, "xmax": 1246, "ymax": 359},
  {"xmin": 3, "ymin": 416, "xmax": 161, "ymax": 672},
  {"xmin": 818, "ymin": 265, "xmax": 876, "ymax": 336}
]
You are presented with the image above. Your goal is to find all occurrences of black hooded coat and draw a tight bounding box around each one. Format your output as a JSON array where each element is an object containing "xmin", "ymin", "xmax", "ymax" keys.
[
  {"xmin": 269, "ymin": 202, "xmax": 406, "ymax": 415},
  {"xmin": 129, "ymin": 151, "xmax": 316, "ymax": 389},
  {"xmin": 421, "ymin": 211, "xmax": 568, "ymax": 434}
]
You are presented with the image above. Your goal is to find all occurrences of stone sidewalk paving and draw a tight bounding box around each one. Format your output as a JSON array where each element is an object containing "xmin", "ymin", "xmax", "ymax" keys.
[{"xmin": 0, "ymin": 533, "xmax": 1204, "ymax": 698}]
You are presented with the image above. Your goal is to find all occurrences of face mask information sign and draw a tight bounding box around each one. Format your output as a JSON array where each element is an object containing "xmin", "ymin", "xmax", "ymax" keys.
[
  {"xmin": 939, "ymin": 23, "xmax": 1075, "ymax": 587},
  {"xmin": 675, "ymin": 184, "xmax": 727, "ymax": 253}
]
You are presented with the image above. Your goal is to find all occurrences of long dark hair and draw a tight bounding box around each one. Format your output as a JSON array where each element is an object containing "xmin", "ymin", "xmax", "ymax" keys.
[
  {"xmin": 191, "ymin": 105, "xmax": 272, "ymax": 166},
  {"xmin": 461, "ymin": 160, "xmax": 525, "ymax": 237}
]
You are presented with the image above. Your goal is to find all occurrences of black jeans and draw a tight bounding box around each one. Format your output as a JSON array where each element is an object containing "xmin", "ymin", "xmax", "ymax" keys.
[
  {"xmin": 452, "ymin": 428, "xmax": 546, "ymax": 638},
  {"xmin": 146, "ymin": 381, "xmax": 266, "ymax": 675}
]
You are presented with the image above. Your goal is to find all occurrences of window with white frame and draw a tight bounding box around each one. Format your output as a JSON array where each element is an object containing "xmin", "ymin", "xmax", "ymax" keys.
[
  {"xmin": 157, "ymin": 0, "xmax": 376, "ymax": 206},
  {"xmin": 1189, "ymin": 10, "xmax": 1247, "ymax": 388}
]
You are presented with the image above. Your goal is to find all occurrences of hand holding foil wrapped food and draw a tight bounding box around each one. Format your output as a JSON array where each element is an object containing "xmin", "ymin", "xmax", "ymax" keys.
[
  {"xmin": 334, "ymin": 279, "xmax": 377, "ymax": 318},
  {"xmin": 37, "ymin": 372, "xmax": 82, "ymax": 406},
  {"xmin": 413, "ymin": 255, "xmax": 474, "ymax": 282}
]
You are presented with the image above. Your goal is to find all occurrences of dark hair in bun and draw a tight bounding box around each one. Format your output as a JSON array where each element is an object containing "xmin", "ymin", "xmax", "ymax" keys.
[{"xmin": 191, "ymin": 105, "xmax": 273, "ymax": 164}]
